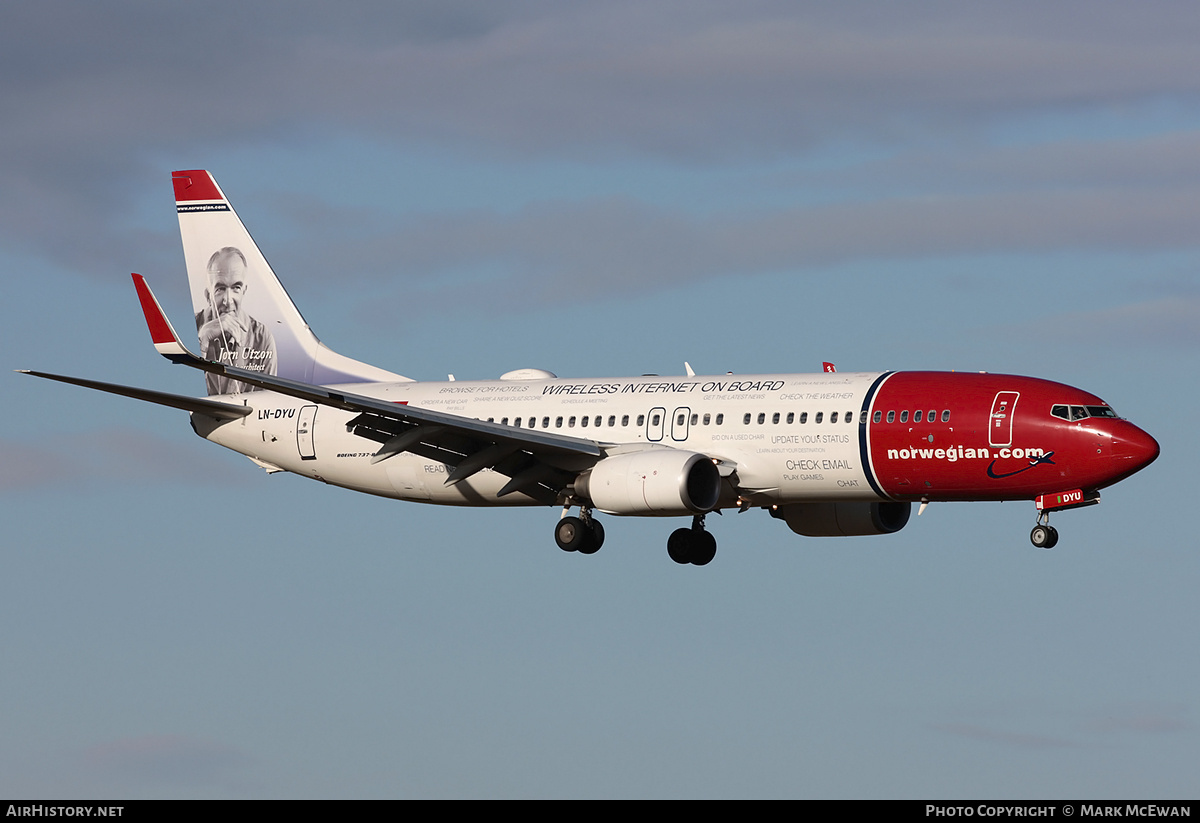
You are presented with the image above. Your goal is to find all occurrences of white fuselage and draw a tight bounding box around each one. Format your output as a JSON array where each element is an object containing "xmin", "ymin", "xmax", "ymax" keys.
[{"xmin": 200, "ymin": 371, "xmax": 885, "ymax": 509}]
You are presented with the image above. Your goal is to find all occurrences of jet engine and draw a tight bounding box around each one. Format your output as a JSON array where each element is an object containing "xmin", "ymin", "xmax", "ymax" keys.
[
  {"xmin": 575, "ymin": 450, "xmax": 721, "ymax": 516},
  {"xmin": 771, "ymin": 501, "xmax": 911, "ymax": 536}
]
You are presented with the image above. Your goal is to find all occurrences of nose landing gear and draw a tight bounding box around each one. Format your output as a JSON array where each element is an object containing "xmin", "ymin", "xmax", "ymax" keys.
[
  {"xmin": 1030, "ymin": 518, "xmax": 1059, "ymax": 550},
  {"xmin": 1030, "ymin": 488, "xmax": 1100, "ymax": 549}
]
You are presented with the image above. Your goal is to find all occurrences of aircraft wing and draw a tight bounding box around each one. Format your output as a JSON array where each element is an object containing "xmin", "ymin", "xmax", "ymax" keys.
[
  {"xmin": 17, "ymin": 370, "xmax": 253, "ymax": 420},
  {"xmin": 132, "ymin": 274, "xmax": 602, "ymax": 501}
]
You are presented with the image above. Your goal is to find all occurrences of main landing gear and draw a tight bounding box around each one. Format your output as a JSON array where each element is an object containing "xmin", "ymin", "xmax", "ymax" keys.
[
  {"xmin": 553, "ymin": 507, "xmax": 718, "ymax": 565},
  {"xmin": 555, "ymin": 506, "xmax": 605, "ymax": 555},
  {"xmin": 667, "ymin": 515, "xmax": 717, "ymax": 566},
  {"xmin": 1030, "ymin": 512, "xmax": 1059, "ymax": 549}
]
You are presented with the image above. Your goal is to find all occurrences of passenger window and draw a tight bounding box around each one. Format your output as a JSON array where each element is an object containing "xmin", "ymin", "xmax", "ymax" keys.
[
  {"xmin": 887, "ymin": 411, "xmax": 895, "ymax": 423},
  {"xmin": 501, "ymin": 417, "xmax": 509, "ymax": 426},
  {"xmin": 608, "ymin": 416, "xmax": 615, "ymax": 427},
  {"xmin": 703, "ymin": 414, "xmax": 711, "ymax": 425},
  {"xmin": 677, "ymin": 414, "xmax": 685, "ymax": 426},
  {"xmin": 528, "ymin": 418, "xmax": 536, "ymax": 428},
  {"xmin": 941, "ymin": 410, "xmax": 950, "ymax": 422},
  {"xmin": 651, "ymin": 414, "xmax": 661, "ymax": 426},
  {"xmin": 757, "ymin": 413, "xmax": 765, "ymax": 424},
  {"xmin": 637, "ymin": 415, "xmax": 645, "ymax": 426},
  {"xmin": 900, "ymin": 411, "xmax": 909, "ymax": 423},
  {"xmin": 744, "ymin": 413, "xmax": 752, "ymax": 425},
  {"xmin": 621, "ymin": 415, "xmax": 629, "ymax": 426},
  {"xmin": 873, "ymin": 411, "xmax": 882, "ymax": 423},
  {"xmin": 580, "ymin": 416, "xmax": 588, "ymax": 427},
  {"xmin": 815, "ymin": 412, "xmax": 823, "ymax": 424},
  {"xmin": 514, "ymin": 417, "xmax": 522, "ymax": 427},
  {"xmin": 569, "ymin": 416, "xmax": 576, "ymax": 427},
  {"xmin": 928, "ymin": 410, "xmax": 936, "ymax": 422},
  {"xmin": 690, "ymin": 413, "xmax": 698, "ymax": 425},
  {"xmin": 786, "ymin": 412, "xmax": 794, "ymax": 424},
  {"xmin": 772, "ymin": 412, "xmax": 780, "ymax": 424},
  {"xmin": 914, "ymin": 410, "xmax": 922, "ymax": 423},
  {"xmin": 799, "ymin": 412, "xmax": 808, "ymax": 424},
  {"xmin": 715, "ymin": 414, "xmax": 724, "ymax": 425},
  {"xmin": 830, "ymin": 411, "xmax": 839, "ymax": 423},
  {"xmin": 556, "ymin": 416, "xmax": 563, "ymax": 428},
  {"xmin": 595, "ymin": 416, "xmax": 601, "ymax": 427},
  {"xmin": 543, "ymin": 417, "xmax": 550, "ymax": 428}
]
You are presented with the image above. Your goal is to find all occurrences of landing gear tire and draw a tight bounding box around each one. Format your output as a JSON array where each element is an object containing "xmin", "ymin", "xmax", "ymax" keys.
[
  {"xmin": 667, "ymin": 517, "xmax": 718, "ymax": 566},
  {"xmin": 579, "ymin": 519, "xmax": 604, "ymax": 555},
  {"xmin": 1030, "ymin": 524, "xmax": 1059, "ymax": 549},
  {"xmin": 556, "ymin": 516, "xmax": 587, "ymax": 552},
  {"xmin": 690, "ymin": 530, "xmax": 717, "ymax": 566},
  {"xmin": 667, "ymin": 528, "xmax": 693, "ymax": 564}
]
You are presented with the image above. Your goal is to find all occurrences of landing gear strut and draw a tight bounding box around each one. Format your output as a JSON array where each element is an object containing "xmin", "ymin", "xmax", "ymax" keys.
[
  {"xmin": 667, "ymin": 514, "xmax": 717, "ymax": 566},
  {"xmin": 1030, "ymin": 511, "xmax": 1059, "ymax": 549},
  {"xmin": 555, "ymin": 506, "xmax": 605, "ymax": 554}
]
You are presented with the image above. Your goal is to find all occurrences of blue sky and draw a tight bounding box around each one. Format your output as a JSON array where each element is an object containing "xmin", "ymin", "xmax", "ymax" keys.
[{"xmin": 1, "ymin": 1, "xmax": 1196, "ymax": 798}]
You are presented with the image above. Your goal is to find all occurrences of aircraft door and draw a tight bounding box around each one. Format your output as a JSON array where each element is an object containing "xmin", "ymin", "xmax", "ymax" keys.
[
  {"xmin": 646, "ymin": 407, "xmax": 666, "ymax": 442},
  {"xmin": 988, "ymin": 392, "xmax": 1019, "ymax": 448},
  {"xmin": 297, "ymin": 404, "xmax": 318, "ymax": 460},
  {"xmin": 671, "ymin": 406, "xmax": 691, "ymax": 441}
]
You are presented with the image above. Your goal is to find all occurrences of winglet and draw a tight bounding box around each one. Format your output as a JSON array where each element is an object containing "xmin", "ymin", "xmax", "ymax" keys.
[{"xmin": 131, "ymin": 273, "xmax": 192, "ymax": 361}]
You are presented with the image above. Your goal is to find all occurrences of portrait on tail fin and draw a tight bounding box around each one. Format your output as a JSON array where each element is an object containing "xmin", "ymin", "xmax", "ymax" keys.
[
  {"xmin": 175, "ymin": 169, "xmax": 406, "ymax": 390},
  {"xmin": 194, "ymin": 246, "xmax": 277, "ymax": 395}
]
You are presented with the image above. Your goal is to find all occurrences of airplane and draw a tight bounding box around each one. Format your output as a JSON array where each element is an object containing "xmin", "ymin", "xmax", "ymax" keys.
[{"xmin": 21, "ymin": 170, "xmax": 1160, "ymax": 565}]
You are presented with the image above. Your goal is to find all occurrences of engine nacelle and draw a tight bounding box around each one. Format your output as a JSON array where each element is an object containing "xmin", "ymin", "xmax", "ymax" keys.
[
  {"xmin": 771, "ymin": 501, "xmax": 911, "ymax": 537},
  {"xmin": 575, "ymin": 450, "xmax": 721, "ymax": 516}
]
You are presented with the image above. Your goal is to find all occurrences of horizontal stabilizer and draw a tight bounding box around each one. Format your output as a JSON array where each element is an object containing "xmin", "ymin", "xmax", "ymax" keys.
[{"xmin": 17, "ymin": 370, "xmax": 252, "ymax": 420}]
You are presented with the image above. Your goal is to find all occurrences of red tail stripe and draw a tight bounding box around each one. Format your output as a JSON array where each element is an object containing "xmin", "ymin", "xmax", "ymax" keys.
[{"xmin": 171, "ymin": 170, "xmax": 222, "ymax": 202}]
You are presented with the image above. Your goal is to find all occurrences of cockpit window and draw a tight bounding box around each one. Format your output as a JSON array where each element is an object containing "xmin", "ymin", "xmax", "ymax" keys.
[{"xmin": 1053, "ymin": 403, "xmax": 1117, "ymax": 421}]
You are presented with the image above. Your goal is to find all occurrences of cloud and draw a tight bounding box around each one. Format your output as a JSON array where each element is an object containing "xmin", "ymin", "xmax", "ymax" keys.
[
  {"xmin": 80, "ymin": 734, "xmax": 252, "ymax": 790},
  {"xmin": 931, "ymin": 722, "xmax": 1075, "ymax": 750},
  {"xmin": 1044, "ymin": 296, "xmax": 1200, "ymax": 350},
  {"xmin": 799, "ymin": 131, "xmax": 1200, "ymax": 197},
  {"xmin": 1081, "ymin": 704, "xmax": 1192, "ymax": 735},
  {"xmin": 6, "ymin": 2, "xmax": 1200, "ymax": 291},
  {"xmin": 0, "ymin": 441, "xmax": 74, "ymax": 492},
  {"xmin": 0, "ymin": 429, "xmax": 251, "ymax": 493},
  {"xmin": 269, "ymin": 183, "xmax": 1200, "ymax": 313},
  {"xmin": 932, "ymin": 702, "xmax": 1193, "ymax": 751}
]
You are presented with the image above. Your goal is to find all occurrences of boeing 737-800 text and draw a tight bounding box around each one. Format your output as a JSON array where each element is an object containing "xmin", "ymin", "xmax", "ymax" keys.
[{"xmin": 21, "ymin": 171, "xmax": 1160, "ymax": 565}]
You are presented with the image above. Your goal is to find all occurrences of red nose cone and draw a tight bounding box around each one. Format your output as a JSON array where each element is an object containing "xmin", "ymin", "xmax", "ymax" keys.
[{"xmin": 1111, "ymin": 424, "xmax": 1160, "ymax": 476}]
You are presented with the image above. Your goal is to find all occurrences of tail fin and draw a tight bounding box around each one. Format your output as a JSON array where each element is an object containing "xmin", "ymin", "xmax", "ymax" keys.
[{"xmin": 172, "ymin": 170, "xmax": 409, "ymax": 395}]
